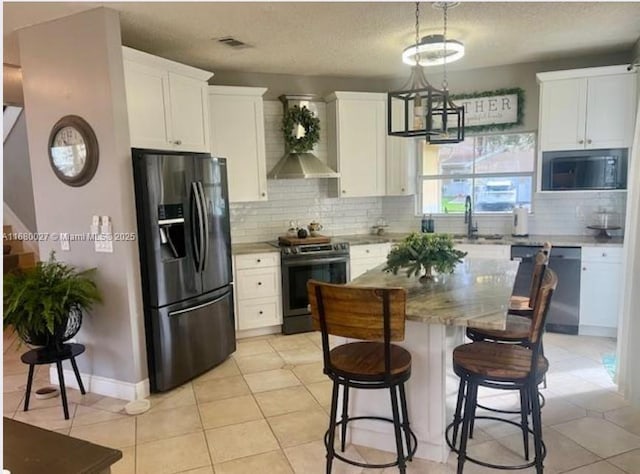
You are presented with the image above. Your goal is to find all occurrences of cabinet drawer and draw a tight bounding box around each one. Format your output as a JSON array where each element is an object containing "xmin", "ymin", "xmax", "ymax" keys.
[
  {"xmin": 237, "ymin": 297, "xmax": 282, "ymax": 330},
  {"xmin": 236, "ymin": 268, "xmax": 279, "ymax": 299},
  {"xmin": 581, "ymin": 246, "xmax": 622, "ymax": 263},
  {"xmin": 350, "ymin": 243, "xmax": 390, "ymax": 259},
  {"xmin": 235, "ymin": 252, "xmax": 280, "ymax": 270}
]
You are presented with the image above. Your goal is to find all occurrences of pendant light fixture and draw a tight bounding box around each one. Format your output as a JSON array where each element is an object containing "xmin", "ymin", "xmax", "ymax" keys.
[{"xmin": 388, "ymin": 2, "xmax": 465, "ymax": 144}]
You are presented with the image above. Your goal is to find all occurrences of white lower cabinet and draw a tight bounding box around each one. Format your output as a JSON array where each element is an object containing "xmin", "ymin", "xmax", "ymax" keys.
[
  {"xmin": 234, "ymin": 252, "xmax": 282, "ymax": 331},
  {"xmin": 579, "ymin": 246, "xmax": 622, "ymax": 336},
  {"xmin": 350, "ymin": 243, "xmax": 392, "ymax": 280}
]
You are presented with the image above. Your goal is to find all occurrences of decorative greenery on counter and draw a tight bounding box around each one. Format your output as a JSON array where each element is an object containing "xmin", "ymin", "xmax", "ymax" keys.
[
  {"xmin": 384, "ymin": 233, "xmax": 467, "ymax": 281},
  {"xmin": 282, "ymin": 105, "xmax": 320, "ymax": 153},
  {"xmin": 3, "ymin": 252, "xmax": 102, "ymax": 347}
]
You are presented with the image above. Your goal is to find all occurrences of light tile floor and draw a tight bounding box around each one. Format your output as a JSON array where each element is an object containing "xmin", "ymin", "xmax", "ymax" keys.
[{"xmin": 4, "ymin": 329, "xmax": 640, "ymax": 473}]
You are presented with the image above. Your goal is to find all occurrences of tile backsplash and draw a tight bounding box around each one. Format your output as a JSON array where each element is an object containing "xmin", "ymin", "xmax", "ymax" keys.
[
  {"xmin": 230, "ymin": 100, "xmax": 626, "ymax": 243},
  {"xmin": 382, "ymin": 191, "xmax": 627, "ymax": 237}
]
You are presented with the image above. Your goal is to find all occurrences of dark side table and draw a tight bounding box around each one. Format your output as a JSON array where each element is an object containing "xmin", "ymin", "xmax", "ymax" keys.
[{"xmin": 21, "ymin": 343, "xmax": 86, "ymax": 420}]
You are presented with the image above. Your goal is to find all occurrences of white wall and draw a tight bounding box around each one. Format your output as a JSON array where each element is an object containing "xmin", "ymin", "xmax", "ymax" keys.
[{"xmin": 19, "ymin": 8, "xmax": 147, "ymax": 390}]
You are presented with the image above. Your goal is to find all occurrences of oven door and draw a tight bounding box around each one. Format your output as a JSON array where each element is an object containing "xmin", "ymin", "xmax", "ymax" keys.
[{"xmin": 282, "ymin": 256, "xmax": 350, "ymax": 318}]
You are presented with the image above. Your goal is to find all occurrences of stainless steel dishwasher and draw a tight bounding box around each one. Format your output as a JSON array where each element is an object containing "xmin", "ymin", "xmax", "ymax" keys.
[{"xmin": 510, "ymin": 245, "xmax": 581, "ymax": 334}]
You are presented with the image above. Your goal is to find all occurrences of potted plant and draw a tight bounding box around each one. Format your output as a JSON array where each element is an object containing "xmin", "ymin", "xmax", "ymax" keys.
[
  {"xmin": 3, "ymin": 252, "xmax": 102, "ymax": 349},
  {"xmin": 384, "ymin": 233, "xmax": 467, "ymax": 283}
]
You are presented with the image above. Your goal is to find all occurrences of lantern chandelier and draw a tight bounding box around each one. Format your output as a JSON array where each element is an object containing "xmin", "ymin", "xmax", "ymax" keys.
[{"xmin": 387, "ymin": 1, "xmax": 465, "ymax": 144}]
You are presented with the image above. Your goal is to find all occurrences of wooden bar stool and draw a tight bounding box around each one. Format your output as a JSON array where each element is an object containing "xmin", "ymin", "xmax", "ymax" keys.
[
  {"xmin": 466, "ymin": 243, "xmax": 552, "ymax": 345},
  {"xmin": 446, "ymin": 269, "xmax": 558, "ymax": 474},
  {"xmin": 307, "ymin": 280, "xmax": 417, "ymax": 474}
]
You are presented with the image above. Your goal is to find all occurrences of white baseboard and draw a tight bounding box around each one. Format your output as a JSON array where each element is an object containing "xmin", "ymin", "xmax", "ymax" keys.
[
  {"xmin": 236, "ymin": 325, "xmax": 281, "ymax": 339},
  {"xmin": 49, "ymin": 367, "xmax": 150, "ymax": 401},
  {"xmin": 3, "ymin": 202, "xmax": 39, "ymax": 256},
  {"xmin": 578, "ymin": 325, "xmax": 618, "ymax": 338}
]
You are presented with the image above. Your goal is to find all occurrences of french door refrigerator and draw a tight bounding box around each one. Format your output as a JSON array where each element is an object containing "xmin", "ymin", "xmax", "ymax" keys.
[{"xmin": 132, "ymin": 148, "xmax": 235, "ymax": 392}]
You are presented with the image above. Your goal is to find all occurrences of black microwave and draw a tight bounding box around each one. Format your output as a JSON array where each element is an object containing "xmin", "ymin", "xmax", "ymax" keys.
[{"xmin": 541, "ymin": 148, "xmax": 628, "ymax": 191}]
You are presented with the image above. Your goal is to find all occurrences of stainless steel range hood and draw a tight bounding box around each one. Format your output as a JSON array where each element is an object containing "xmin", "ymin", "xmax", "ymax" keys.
[{"xmin": 267, "ymin": 95, "xmax": 339, "ymax": 179}]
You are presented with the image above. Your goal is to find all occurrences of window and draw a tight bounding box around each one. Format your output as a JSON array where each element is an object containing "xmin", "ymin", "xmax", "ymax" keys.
[{"xmin": 419, "ymin": 132, "xmax": 535, "ymax": 214}]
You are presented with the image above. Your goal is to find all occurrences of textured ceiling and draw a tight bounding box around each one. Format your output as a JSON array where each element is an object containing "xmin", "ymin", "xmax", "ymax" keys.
[{"xmin": 4, "ymin": 2, "xmax": 640, "ymax": 77}]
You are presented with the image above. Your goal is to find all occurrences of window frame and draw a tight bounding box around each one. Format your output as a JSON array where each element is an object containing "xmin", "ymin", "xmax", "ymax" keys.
[{"xmin": 415, "ymin": 131, "xmax": 537, "ymax": 217}]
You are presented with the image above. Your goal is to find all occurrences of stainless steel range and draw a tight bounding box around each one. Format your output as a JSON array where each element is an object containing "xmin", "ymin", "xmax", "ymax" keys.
[{"xmin": 271, "ymin": 240, "xmax": 350, "ymax": 334}]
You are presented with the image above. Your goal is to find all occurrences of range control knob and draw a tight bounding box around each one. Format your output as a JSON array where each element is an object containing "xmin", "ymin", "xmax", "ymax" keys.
[
  {"xmin": 341, "ymin": 243, "xmax": 349, "ymax": 250},
  {"xmin": 292, "ymin": 247, "xmax": 299, "ymax": 254},
  {"xmin": 282, "ymin": 248, "xmax": 290, "ymax": 255}
]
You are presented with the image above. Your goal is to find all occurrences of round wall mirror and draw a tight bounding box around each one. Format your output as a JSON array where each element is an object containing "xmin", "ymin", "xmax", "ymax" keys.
[{"xmin": 48, "ymin": 115, "xmax": 99, "ymax": 187}]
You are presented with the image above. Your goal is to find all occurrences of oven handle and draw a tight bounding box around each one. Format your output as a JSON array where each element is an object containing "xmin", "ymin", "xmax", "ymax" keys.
[{"xmin": 282, "ymin": 256, "xmax": 350, "ymax": 267}]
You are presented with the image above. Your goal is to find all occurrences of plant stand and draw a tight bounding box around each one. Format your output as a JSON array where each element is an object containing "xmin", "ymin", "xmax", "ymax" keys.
[{"xmin": 21, "ymin": 343, "xmax": 86, "ymax": 420}]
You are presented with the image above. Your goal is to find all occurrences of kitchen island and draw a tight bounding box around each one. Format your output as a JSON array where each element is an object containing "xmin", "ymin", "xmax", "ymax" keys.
[{"xmin": 344, "ymin": 258, "xmax": 519, "ymax": 462}]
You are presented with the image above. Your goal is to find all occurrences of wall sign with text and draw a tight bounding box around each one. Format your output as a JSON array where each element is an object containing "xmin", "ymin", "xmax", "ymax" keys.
[{"xmin": 452, "ymin": 88, "xmax": 525, "ymax": 132}]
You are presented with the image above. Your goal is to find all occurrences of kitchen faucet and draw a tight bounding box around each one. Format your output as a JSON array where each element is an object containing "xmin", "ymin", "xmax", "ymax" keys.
[{"xmin": 464, "ymin": 195, "xmax": 478, "ymax": 239}]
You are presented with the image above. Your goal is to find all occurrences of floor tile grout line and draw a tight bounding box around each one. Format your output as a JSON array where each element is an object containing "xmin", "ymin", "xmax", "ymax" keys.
[{"xmin": 193, "ymin": 387, "xmax": 216, "ymax": 472}]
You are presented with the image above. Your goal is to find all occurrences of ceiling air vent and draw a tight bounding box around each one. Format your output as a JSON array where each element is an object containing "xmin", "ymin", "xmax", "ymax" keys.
[{"xmin": 217, "ymin": 37, "xmax": 250, "ymax": 49}]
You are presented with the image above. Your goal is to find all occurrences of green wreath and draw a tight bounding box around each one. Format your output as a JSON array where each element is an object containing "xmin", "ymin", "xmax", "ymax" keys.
[{"xmin": 282, "ymin": 105, "xmax": 320, "ymax": 153}]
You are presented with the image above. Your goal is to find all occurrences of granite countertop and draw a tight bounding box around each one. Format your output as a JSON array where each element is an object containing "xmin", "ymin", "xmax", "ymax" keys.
[
  {"xmin": 350, "ymin": 259, "xmax": 519, "ymax": 330},
  {"xmin": 231, "ymin": 242, "xmax": 279, "ymax": 255},
  {"xmin": 231, "ymin": 232, "xmax": 623, "ymax": 255},
  {"xmin": 335, "ymin": 232, "xmax": 624, "ymax": 248}
]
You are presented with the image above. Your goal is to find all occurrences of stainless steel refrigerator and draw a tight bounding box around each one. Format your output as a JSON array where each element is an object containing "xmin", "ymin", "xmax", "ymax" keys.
[{"xmin": 132, "ymin": 148, "xmax": 235, "ymax": 392}]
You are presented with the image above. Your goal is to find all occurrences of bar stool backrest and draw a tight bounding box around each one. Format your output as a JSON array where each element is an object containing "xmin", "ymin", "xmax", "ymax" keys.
[
  {"xmin": 307, "ymin": 280, "xmax": 407, "ymax": 378},
  {"xmin": 527, "ymin": 243, "xmax": 552, "ymax": 310},
  {"xmin": 528, "ymin": 268, "xmax": 558, "ymax": 347},
  {"xmin": 307, "ymin": 280, "xmax": 407, "ymax": 341}
]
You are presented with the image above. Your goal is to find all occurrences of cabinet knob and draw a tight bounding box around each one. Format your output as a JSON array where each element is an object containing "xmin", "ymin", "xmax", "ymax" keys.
[
  {"xmin": 401, "ymin": 187, "xmax": 405, "ymax": 192},
  {"xmin": 366, "ymin": 249, "xmax": 370, "ymax": 253},
  {"xmin": 257, "ymin": 281, "xmax": 262, "ymax": 286},
  {"xmin": 602, "ymin": 252, "xmax": 607, "ymax": 257},
  {"xmin": 173, "ymin": 139, "xmax": 182, "ymax": 145},
  {"xmin": 257, "ymin": 259, "xmax": 261, "ymax": 263},
  {"xmin": 583, "ymin": 267, "xmax": 587, "ymax": 271},
  {"xmin": 578, "ymin": 139, "xmax": 584, "ymax": 144},
  {"xmin": 259, "ymin": 310, "xmax": 263, "ymax": 315},
  {"xmin": 588, "ymin": 139, "xmax": 593, "ymax": 144},
  {"xmin": 342, "ymin": 190, "xmax": 346, "ymax": 194}
]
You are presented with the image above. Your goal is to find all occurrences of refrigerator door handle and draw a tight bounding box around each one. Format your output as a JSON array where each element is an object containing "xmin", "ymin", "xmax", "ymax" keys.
[
  {"xmin": 191, "ymin": 182, "xmax": 204, "ymax": 270},
  {"xmin": 168, "ymin": 291, "xmax": 230, "ymax": 317},
  {"xmin": 197, "ymin": 181, "xmax": 209, "ymax": 273}
]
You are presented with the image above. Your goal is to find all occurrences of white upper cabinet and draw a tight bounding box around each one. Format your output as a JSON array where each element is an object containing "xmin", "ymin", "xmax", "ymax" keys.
[
  {"xmin": 326, "ymin": 92, "xmax": 387, "ymax": 197},
  {"xmin": 386, "ymin": 98, "xmax": 417, "ymax": 196},
  {"xmin": 123, "ymin": 47, "xmax": 212, "ymax": 152},
  {"xmin": 585, "ymin": 74, "xmax": 637, "ymax": 149},
  {"xmin": 537, "ymin": 66, "xmax": 637, "ymax": 151},
  {"xmin": 208, "ymin": 86, "xmax": 268, "ymax": 203}
]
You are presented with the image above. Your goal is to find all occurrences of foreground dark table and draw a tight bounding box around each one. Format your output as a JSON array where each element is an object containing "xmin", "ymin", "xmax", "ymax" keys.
[{"xmin": 3, "ymin": 417, "xmax": 122, "ymax": 473}]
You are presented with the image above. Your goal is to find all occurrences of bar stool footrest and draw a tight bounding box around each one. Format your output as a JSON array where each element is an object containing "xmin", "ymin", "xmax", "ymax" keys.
[
  {"xmin": 476, "ymin": 391, "xmax": 546, "ymax": 414},
  {"xmin": 446, "ymin": 415, "xmax": 546, "ymax": 471},
  {"xmin": 324, "ymin": 415, "xmax": 418, "ymax": 469}
]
